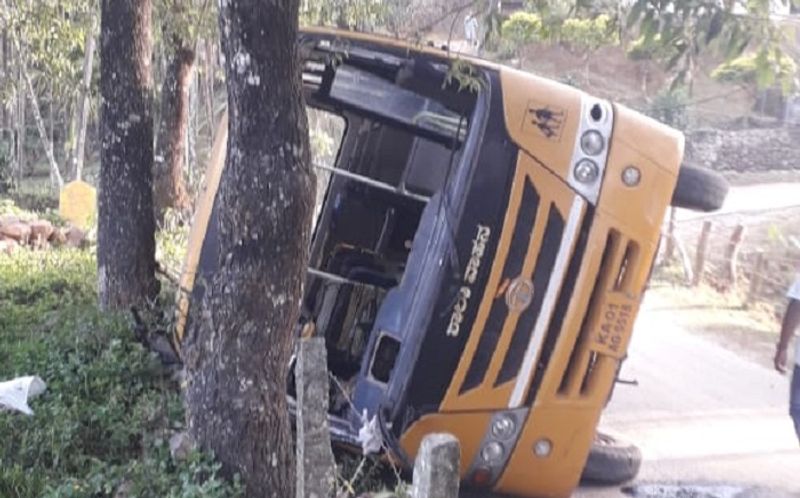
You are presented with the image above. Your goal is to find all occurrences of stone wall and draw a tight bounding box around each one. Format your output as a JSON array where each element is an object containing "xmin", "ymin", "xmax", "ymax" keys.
[{"xmin": 684, "ymin": 126, "xmax": 800, "ymax": 175}]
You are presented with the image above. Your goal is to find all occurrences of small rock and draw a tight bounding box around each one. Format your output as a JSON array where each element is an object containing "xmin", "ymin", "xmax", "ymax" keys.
[
  {"xmin": 169, "ymin": 431, "xmax": 195, "ymax": 462},
  {"xmin": 29, "ymin": 220, "xmax": 55, "ymax": 241},
  {"xmin": 0, "ymin": 222, "xmax": 31, "ymax": 243},
  {"xmin": 65, "ymin": 226, "xmax": 86, "ymax": 248}
]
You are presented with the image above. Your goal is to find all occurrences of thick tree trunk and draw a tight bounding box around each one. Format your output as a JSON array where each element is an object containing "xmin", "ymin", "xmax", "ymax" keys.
[
  {"xmin": 154, "ymin": 45, "xmax": 194, "ymax": 217},
  {"xmin": 73, "ymin": 16, "xmax": 96, "ymax": 181},
  {"xmin": 182, "ymin": 0, "xmax": 314, "ymax": 496},
  {"xmin": 97, "ymin": 0, "xmax": 158, "ymax": 310}
]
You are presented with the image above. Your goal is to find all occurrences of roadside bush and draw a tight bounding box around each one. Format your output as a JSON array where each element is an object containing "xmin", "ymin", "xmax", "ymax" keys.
[
  {"xmin": 559, "ymin": 14, "xmax": 619, "ymax": 52},
  {"xmin": 501, "ymin": 11, "xmax": 545, "ymax": 47},
  {"xmin": 626, "ymin": 34, "xmax": 677, "ymax": 61},
  {"xmin": 645, "ymin": 88, "xmax": 690, "ymax": 131},
  {"xmin": 711, "ymin": 50, "xmax": 797, "ymax": 92},
  {"xmin": 0, "ymin": 249, "xmax": 241, "ymax": 498}
]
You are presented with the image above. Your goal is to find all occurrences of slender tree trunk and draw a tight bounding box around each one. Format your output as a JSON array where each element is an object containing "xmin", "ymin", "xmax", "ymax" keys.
[
  {"xmin": 154, "ymin": 45, "xmax": 194, "ymax": 217},
  {"xmin": 204, "ymin": 40, "xmax": 215, "ymax": 142},
  {"xmin": 73, "ymin": 15, "xmax": 97, "ymax": 181},
  {"xmin": 187, "ymin": 67, "xmax": 197, "ymax": 182},
  {"xmin": 97, "ymin": 0, "xmax": 158, "ymax": 310},
  {"xmin": 16, "ymin": 63, "xmax": 25, "ymax": 186},
  {"xmin": 1, "ymin": 30, "xmax": 8, "ymax": 144},
  {"xmin": 7, "ymin": 19, "xmax": 65, "ymax": 189},
  {"xmin": 21, "ymin": 61, "xmax": 63, "ymax": 189},
  {"xmin": 183, "ymin": 0, "xmax": 314, "ymax": 496}
]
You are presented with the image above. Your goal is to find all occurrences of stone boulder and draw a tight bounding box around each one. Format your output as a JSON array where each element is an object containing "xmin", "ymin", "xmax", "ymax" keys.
[
  {"xmin": 0, "ymin": 222, "xmax": 31, "ymax": 243},
  {"xmin": 65, "ymin": 227, "xmax": 87, "ymax": 248},
  {"xmin": 29, "ymin": 220, "xmax": 55, "ymax": 242}
]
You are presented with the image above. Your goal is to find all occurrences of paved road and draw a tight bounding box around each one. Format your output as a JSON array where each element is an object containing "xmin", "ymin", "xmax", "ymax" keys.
[
  {"xmin": 677, "ymin": 182, "xmax": 800, "ymax": 221},
  {"xmin": 574, "ymin": 295, "xmax": 799, "ymax": 497}
]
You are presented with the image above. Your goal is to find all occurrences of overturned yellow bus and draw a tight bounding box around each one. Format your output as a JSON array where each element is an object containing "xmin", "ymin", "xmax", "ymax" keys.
[{"xmin": 176, "ymin": 28, "xmax": 727, "ymax": 498}]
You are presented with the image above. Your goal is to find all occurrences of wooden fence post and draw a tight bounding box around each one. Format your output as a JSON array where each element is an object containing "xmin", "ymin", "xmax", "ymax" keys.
[
  {"xmin": 747, "ymin": 252, "xmax": 766, "ymax": 305},
  {"xmin": 664, "ymin": 207, "xmax": 677, "ymax": 261},
  {"xmin": 295, "ymin": 337, "xmax": 336, "ymax": 498},
  {"xmin": 692, "ymin": 221, "xmax": 713, "ymax": 287},
  {"xmin": 673, "ymin": 232, "xmax": 694, "ymax": 285},
  {"xmin": 412, "ymin": 433, "xmax": 461, "ymax": 498},
  {"xmin": 722, "ymin": 224, "xmax": 746, "ymax": 291}
]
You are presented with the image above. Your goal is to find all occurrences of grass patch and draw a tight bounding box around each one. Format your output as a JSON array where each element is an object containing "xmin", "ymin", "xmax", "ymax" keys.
[{"xmin": 0, "ymin": 249, "xmax": 241, "ymax": 498}]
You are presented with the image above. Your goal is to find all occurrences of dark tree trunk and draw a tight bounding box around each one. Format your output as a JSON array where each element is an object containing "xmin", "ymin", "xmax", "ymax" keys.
[
  {"xmin": 98, "ymin": 0, "xmax": 158, "ymax": 310},
  {"xmin": 154, "ymin": 45, "xmax": 194, "ymax": 217},
  {"xmin": 182, "ymin": 0, "xmax": 314, "ymax": 496}
]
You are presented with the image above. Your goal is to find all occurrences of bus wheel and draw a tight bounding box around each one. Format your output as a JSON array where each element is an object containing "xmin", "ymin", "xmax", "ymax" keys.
[
  {"xmin": 581, "ymin": 432, "xmax": 642, "ymax": 485},
  {"xmin": 671, "ymin": 164, "xmax": 728, "ymax": 212}
]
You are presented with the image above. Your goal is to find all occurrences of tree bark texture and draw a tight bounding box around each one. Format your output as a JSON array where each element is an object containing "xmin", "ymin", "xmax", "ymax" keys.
[
  {"xmin": 182, "ymin": 0, "xmax": 314, "ymax": 496},
  {"xmin": 98, "ymin": 0, "xmax": 158, "ymax": 310},
  {"xmin": 73, "ymin": 15, "xmax": 97, "ymax": 182},
  {"xmin": 154, "ymin": 45, "xmax": 194, "ymax": 217}
]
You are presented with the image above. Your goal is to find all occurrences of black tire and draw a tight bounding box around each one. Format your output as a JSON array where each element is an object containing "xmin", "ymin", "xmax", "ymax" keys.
[
  {"xmin": 671, "ymin": 164, "xmax": 729, "ymax": 212},
  {"xmin": 581, "ymin": 432, "xmax": 642, "ymax": 485}
]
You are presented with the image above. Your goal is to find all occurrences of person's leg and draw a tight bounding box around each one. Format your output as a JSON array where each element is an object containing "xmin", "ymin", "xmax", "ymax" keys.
[{"xmin": 791, "ymin": 365, "xmax": 800, "ymax": 443}]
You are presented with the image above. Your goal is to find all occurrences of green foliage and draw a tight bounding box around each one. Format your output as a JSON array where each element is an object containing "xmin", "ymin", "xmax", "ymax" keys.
[
  {"xmin": 1, "ymin": 0, "xmax": 95, "ymax": 103},
  {"xmin": 300, "ymin": 0, "xmax": 386, "ymax": 31},
  {"xmin": 625, "ymin": 0, "xmax": 788, "ymax": 91},
  {"xmin": 0, "ymin": 249, "xmax": 241, "ymax": 498},
  {"xmin": 559, "ymin": 14, "xmax": 619, "ymax": 51},
  {"xmin": 443, "ymin": 59, "xmax": 484, "ymax": 94},
  {"xmin": 645, "ymin": 88, "xmax": 690, "ymax": 131},
  {"xmin": 156, "ymin": 208, "xmax": 191, "ymax": 277},
  {"xmin": 626, "ymin": 34, "xmax": 676, "ymax": 61},
  {"xmin": 711, "ymin": 50, "xmax": 797, "ymax": 93},
  {"xmin": 0, "ymin": 249, "xmax": 95, "ymax": 330},
  {"xmin": 156, "ymin": 0, "xmax": 216, "ymax": 54},
  {"xmin": 501, "ymin": 12, "xmax": 545, "ymax": 46}
]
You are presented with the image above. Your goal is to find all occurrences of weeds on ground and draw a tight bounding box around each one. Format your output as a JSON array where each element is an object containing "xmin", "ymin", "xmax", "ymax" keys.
[
  {"xmin": 0, "ymin": 249, "xmax": 241, "ymax": 498},
  {"xmin": 335, "ymin": 452, "xmax": 412, "ymax": 498}
]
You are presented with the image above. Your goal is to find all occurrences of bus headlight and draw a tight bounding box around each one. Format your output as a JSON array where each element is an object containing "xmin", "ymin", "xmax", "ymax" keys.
[{"xmin": 574, "ymin": 159, "xmax": 599, "ymax": 184}]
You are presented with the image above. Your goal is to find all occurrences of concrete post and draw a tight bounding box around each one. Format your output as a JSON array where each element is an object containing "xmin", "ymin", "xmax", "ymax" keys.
[
  {"xmin": 412, "ymin": 433, "xmax": 461, "ymax": 498},
  {"xmin": 295, "ymin": 337, "xmax": 336, "ymax": 498}
]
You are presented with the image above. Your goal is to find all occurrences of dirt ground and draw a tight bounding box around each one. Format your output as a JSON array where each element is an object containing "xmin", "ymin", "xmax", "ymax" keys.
[{"xmin": 643, "ymin": 280, "xmax": 782, "ymax": 369}]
